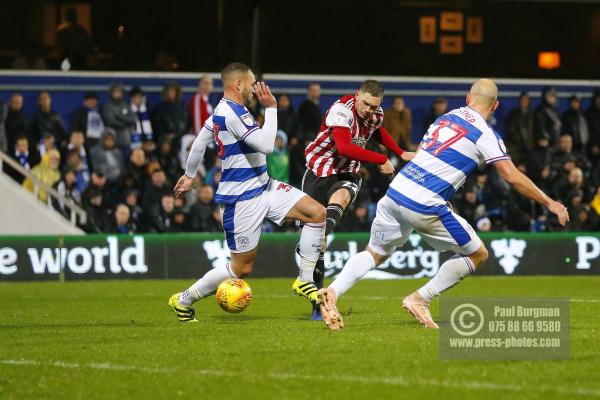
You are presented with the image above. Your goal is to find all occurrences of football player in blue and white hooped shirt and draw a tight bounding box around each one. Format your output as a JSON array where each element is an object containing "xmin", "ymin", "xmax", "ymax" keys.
[
  {"xmin": 317, "ymin": 79, "xmax": 570, "ymax": 330},
  {"xmin": 167, "ymin": 63, "xmax": 327, "ymax": 323}
]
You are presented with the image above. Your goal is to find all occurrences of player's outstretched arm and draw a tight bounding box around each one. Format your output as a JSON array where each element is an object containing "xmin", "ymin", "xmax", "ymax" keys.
[
  {"xmin": 174, "ymin": 126, "xmax": 213, "ymax": 198},
  {"xmin": 493, "ymin": 159, "xmax": 569, "ymax": 226},
  {"xmin": 241, "ymin": 82, "xmax": 278, "ymax": 154}
]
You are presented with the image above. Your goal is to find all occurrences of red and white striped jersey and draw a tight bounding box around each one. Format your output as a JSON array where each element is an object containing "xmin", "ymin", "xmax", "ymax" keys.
[{"xmin": 305, "ymin": 95, "xmax": 384, "ymax": 177}]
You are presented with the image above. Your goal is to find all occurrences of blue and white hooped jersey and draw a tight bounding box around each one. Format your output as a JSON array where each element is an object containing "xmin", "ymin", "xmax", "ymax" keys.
[
  {"xmin": 387, "ymin": 106, "xmax": 509, "ymax": 215},
  {"xmin": 205, "ymin": 98, "xmax": 269, "ymax": 204}
]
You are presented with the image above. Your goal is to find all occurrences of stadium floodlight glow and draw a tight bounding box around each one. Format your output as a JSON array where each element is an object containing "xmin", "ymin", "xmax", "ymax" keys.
[{"xmin": 538, "ymin": 52, "xmax": 561, "ymax": 70}]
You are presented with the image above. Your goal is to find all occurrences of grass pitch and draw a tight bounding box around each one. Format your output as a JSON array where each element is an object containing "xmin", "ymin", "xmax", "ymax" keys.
[{"xmin": 0, "ymin": 277, "xmax": 599, "ymax": 400}]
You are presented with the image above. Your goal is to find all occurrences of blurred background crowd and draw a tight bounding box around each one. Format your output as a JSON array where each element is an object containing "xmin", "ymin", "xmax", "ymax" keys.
[{"xmin": 2, "ymin": 79, "xmax": 600, "ymax": 234}]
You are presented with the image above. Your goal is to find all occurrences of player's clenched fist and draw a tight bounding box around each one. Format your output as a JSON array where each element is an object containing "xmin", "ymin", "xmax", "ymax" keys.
[
  {"xmin": 378, "ymin": 159, "xmax": 395, "ymax": 175},
  {"xmin": 174, "ymin": 175, "xmax": 194, "ymax": 199}
]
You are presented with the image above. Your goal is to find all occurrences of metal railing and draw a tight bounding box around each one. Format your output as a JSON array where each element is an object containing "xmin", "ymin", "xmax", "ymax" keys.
[{"xmin": 0, "ymin": 150, "xmax": 87, "ymax": 226}]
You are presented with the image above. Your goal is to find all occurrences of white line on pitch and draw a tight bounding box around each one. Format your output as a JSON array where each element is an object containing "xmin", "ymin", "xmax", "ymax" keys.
[{"xmin": 1, "ymin": 359, "xmax": 599, "ymax": 397}]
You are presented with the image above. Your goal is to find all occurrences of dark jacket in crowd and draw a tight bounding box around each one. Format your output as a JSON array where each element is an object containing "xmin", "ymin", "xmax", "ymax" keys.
[
  {"xmin": 152, "ymin": 100, "xmax": 188, "ymax": 139},
  {"xmin": 561, "ymin": 104, "xmax": 589, "ymax": 151},
  {"xmin": 5, "ymin": 108, "xmax": 29, "ymax": 149},
  {"xmin": 103, "ymin": 96, "xmax": 136, "ymax": 147},
  {"xmin": 534, "ymin": 88, "xmax": 562, "ymax": 145},
  {"xmin": 298, "ymin": 99, "xmax": 322, "ymax": 139},
  {"xmin": 189, "ymin": 201, "xmax": 220, "ymax": 232},
  {"xmin": 31, "ymin": 109, "xmax": 67, "ymax": 145},
  {"xmin": 586, "ymin": 90, "xmax": 600, "ymax": 149},
  {"xmin": 505, "ymin": 105, "xmax": 534, "ymax": 162}
]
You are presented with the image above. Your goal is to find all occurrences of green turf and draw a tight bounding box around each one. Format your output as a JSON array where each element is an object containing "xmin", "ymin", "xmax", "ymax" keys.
[{"xmin": 0, "ymin": 277, "xmax": 599, "ymax": 400}]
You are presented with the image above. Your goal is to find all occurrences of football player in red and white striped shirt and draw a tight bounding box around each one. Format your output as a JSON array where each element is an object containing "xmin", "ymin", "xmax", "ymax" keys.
[{"xmin": 301, "ymin": 80, "xmax": 415, "ymax": 319}]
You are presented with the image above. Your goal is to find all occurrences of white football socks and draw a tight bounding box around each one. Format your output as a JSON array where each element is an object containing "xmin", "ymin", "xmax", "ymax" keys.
[
  {"xmin": 296, "ymin": 222, "xmax": 326, "ymax": 282},
  {"xmin": 330, "ymin": 251, "xmax": 376, "ymax": 297},
  {"xmin": 179, "ymin": 263, "xmax": 237, "ymax": 306},
  {"xmin": 417, "ymin": 255, "xmax": 474, "ymax": 302}
]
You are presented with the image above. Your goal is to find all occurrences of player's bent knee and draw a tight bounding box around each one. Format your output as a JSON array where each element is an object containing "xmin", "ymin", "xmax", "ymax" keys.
[{"xmin": 469, "ymin": 244, "xmax": 489, "ymax": 268}]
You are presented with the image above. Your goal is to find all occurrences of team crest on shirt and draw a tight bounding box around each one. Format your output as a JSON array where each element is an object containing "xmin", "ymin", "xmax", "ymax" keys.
[
  {"xmin": 240, "ymin": 113, "xmax": 255, "ymax": 126},
  {"xmin": 351, "ymin": 136, "xmax": 368, "ymax": 148}
]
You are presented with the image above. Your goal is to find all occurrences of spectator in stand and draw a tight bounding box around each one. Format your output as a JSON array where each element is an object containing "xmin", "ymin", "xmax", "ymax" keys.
[
  {"xmin": 156, "ymin": 137, "xmax": 182, "ymax": 183},
  {"xmin": 585, "ymin": 89, "xmax": 600, "ymax": 156},
  {"xmin": 81, "ymin": 188, "xmax": 106, "ymax": 233},
  {"xmin": 555, "ymin": 167, "xmax": 590, "ymax": 205},
  {"xmin": 561, "ymin": 95, "xmax": 589, "ymax": 152},
  {"xmin": 277, "ymin": 94, "xmax": 299, "ymax": 143},
  {"xmin": 188, "ymin": 76, "xmax": 214, "ymax": 134},
  {"xmin": 119, "ymin": 148, "xmax": 147, "ymax": 190},
  {"xmin": 189, "ymin": 184, "xmax": 221, "ymax": 232},
  {"xmin": 298, "ymin": 83, "xmax": 322, "ymax": 138},
  {"xmin": 31, "ymin": 91, "xmax": 67, "ymax": 148},
  {"xmin": 568, "ymin": 204, "xmax": 598, "ymax": 232},
  {"xmin": 422, "ymin": 97, "xmax": 448, "ymax": 134},
  {"xmin": 266, "ymin": 130, "xmax": 289, "ymax": 183},
  {"xmin": 53, "ymin": 168, "xmax": 82, "ymax": 218},
  {"xmin": 124, "ymin": 189, "xmax": 145, "ymax": 232},
  {"xmin": 39, "ymin": 132, "xmax": 57, "ymax": 158},
  {"xmin": 55, "ymin": 7, "xmax": 91, "ymax": 70},
  {"xmin": 505, "ymin": 92, "xmax": 534, "ymax": 163},
  {"xmin": 105, "ymin": 204, "xmax": 135, "ymax": 234},
  {"xmin": 103, "ymin": 83, "xmax": 136, "ymax": 152},
  {"xmin": 340, "ymin": 203, "xmax": 371, "ymax": 232},
  {"xmin": 71, "ymin": 92, "xmax": 105, "ymax": 148},
  {"xmin": 170, "ymin": 207, "xmax": 190, "ymax": 232},
  {"xmin": 5, "ymin": 93, "xmax": 28, "ymax": 150},
  {"xmin": 82, "ymin": 170, "xmax": 113, "ymax": 210},
  {"xmin": 152, "ymin": 82, "xmax": 188, "ymax": 140},
  {"xmin": 148, "ymin": 193, "xmax": 176, "ymax": 233},
  {"xmin": 22, "ymin": 148, "xmax": 61, "ymax": 203},
  {"xmin": 2, "ymin": 135, "xmax": 39, "ymax": 184},
  {"xmin": 130, "ymin": 87, "xmax": 154, "ymax": 149},
  {"xmin": 63, "ymin": 150, "xmax": 90, "ymax": 194},
  {"xmin": 451, "ymin": 185, "xmax": 485, "ymax": 228},
  {"xmin": 550, "ymin": 134, "xmax": 590, "ymax": 176},
  {"xmin": 142, "ymin": 167, "xmax": 169, "ymax": 207},
  {"xmin": 528, "ymin": 134, "xmax": 552, "ymax": 182},
  {"xmin": 90, "ymin": 129, "xmax": 124, "ymax": 183},
  {"xmin": 534, "ymin": 86, "xmax": 561, "ymax": 146},
  {"xmin": 0, "ymin": 99, "xmax": 7, "ymax": 152},
  {"xmin": 63, "ymin": 131, "xmax": 90, "ymax": 183},
  {"xmin": 383, "ymin": 96, "xmax": 413, "ymax": 150}
]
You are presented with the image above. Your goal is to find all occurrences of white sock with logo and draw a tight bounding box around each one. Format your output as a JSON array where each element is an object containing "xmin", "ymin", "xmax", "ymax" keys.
[
  {"xmin": 179, "ymin": 263, "xmax": 237, "ymax": 306},
  {"xmin": 296, "ymin": 222, "xmax": 326, "ymax": 282},
  {"xmin": 417, "ymin": 255, "xmax": 474, "ymax": 302},
  {"xmin": 330, "ymin": 251, "xmax": 376, "ymax": 297}
]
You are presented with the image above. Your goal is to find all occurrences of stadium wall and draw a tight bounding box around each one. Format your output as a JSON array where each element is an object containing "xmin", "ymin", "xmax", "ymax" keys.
[
  {"xmin": 1, "ymin": 232, "xmax": 600, "ymax": 281},
  {"xmin": 1, "ymin": 70, "xmax": 599, "ymax": 143}
]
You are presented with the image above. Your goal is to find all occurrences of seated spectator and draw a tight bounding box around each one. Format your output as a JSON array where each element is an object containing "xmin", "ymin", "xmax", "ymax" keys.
[
  {"xmin": 505, "ymin": 92, "xmax": 534, "ymax": 163},
  {"xmin": 119, "ymin": 148, "xmax": 147, "ymax": 190},
  {"xmin": 452, "ymin": 185, "xmax": 486, "ymax": 227},
  {"xmin": 383, "ymin": 96, "xmax": 413, "ymax": 150},
  {"xmin": 3, "ymin": 135, "xmax": 39, "ymax": 184},
  {"xmin": 82, "ymin": 170, "xmax": 113, "ymax": 210},
  {"xmin": 266, "ymin": 130, "xmax": 289, "ymax": 183},
  {"xmin": 561, "ymin": 95, "xmax": 589, "ymax": 152},
  {"xmin": 152, "ymin": 82, "xmax": 188, "ymax": 140},
  {"xmin": 22, "ymin": 148, "xmax": 61, "ymax": 203},
  {"xmin": 5, "ymin": 93, "xmax": 29, "ymax": 150},
  {"xmin": 277, "ymin": 94, "xmax": 299, "ymax": 143},
  {"xmin": 555, "ymin": 167, "xmax": 590, "ymax": 205},
  {"xmin": 528, "ymin": 134, "xmax": 552, "ymax": 182},
  {"xmin": 63, "ymin": 150, "xmax": 90, "ymax": 194},
  {"xmin": 30, "ymin": 91, "xmax": 67, "ymax": 147},
  {"xmin": 123, "ymin": 189, "xmax": 145, "ymax": 231},
  {"xmin": 157, "ymin": 136, "xmax": 182, "ymax": 183},
  {"xmin": 189, "ymin": 184, "xmax": 221, "ymax": 232},
  {"xmin": 38, "ymin": 132, "xmax": 57, "ymax": 157},
  {"xmin": 148, "ymin": 194, "xmax": 175, "ymax": 233},
  {"xmin": 90, "ymin": 129, "xmax": 125, "ymax": 183},
  {"xmin": 81, "ymin": 188, "xmax": 106, "ymax": 233},
  {"xmin": 53, "ymin": 168, "xmax": 82, "ymax": 218},
  {"xmin": 130, "ymin": 87, "xmax": 154, "ymax": 149},
  {"xmin": 534, "ymin": 86, "xmax": 561, "ymax": 146},
  {"xmin": 103, "ymin": 83, "xmax": 136, "ymax": 151},
  {"xmin": 64, "ymin": 130, "xmax": 90, "ymax": 170},
  {"xmin": 142, "ymin": 167, "xmax": 169, "ymax": 207},
  {"xmin": 170, "ymin": 207, "xmax": 190, "ymax": 232},
  {"xmin": 71, "ymin": 92, "xmax": 105, "ymax": 148},
  {"xmin": 567, "ymin": 204, "xmax": 598, "ymax": 232},
  {"xmin": 422, "ymin": 97, "xmax": 448, "ymax": 133},
  {"xmin": 105, "ymin": 203, "xmax": 135, "ymax": 234},
  {"xmin": 550, "ymin": 134, "xmax": 590, "ymax": 177}
]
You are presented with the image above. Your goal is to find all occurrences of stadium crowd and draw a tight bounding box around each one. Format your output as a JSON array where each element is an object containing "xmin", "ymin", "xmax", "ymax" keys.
[{"xmin": 1, "ymin": 80, "xmax": 600, "ymax": 234}]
